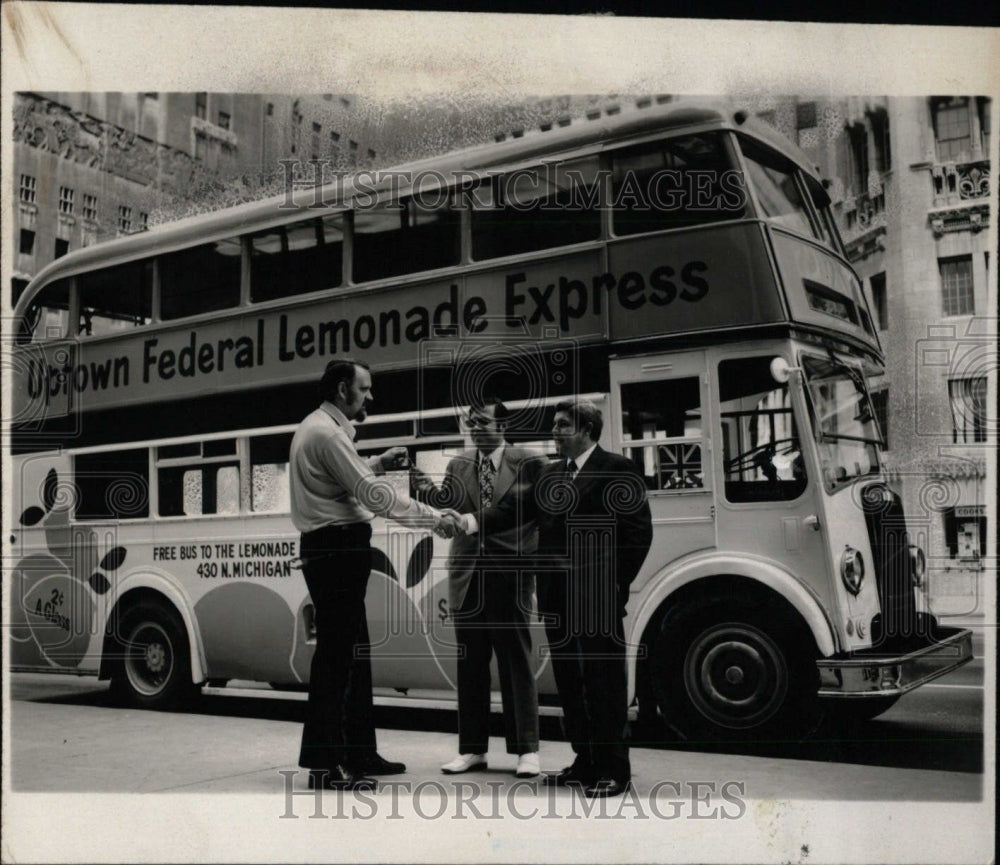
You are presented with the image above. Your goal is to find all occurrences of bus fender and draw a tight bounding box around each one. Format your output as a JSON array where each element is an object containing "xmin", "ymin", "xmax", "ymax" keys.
[
  {"xmin": 625, "ymin": 553, "xmax": 838, "ymax": 702},
  {"xmin": 104, "ymin": 568, "xmax": 207, "ymax": 686}
]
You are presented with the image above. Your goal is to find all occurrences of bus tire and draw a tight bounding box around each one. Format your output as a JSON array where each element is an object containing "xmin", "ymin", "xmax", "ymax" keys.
[
  {"xmin": 650, "ymin": 596, "xmax": 821, "ymax": 742},
  {"xmin": 109, "ymin": 600, "xmax": 198, "ymax": 710}
]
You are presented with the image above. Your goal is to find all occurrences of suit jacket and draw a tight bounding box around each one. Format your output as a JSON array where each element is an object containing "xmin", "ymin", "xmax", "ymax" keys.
[
  {"xmin": 482, "ymin": 445, "xmax": 653, "ymax": 614},
  {"xmin": 439, "ymin": 445, "xmax": 542, "ymax": 613}
]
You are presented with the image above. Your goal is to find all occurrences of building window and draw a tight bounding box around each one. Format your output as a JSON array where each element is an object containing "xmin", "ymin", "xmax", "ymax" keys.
[
  {"xmin": 870, "ymin": 110, "xmax": 891, "ymax": 172},
  {"xmin": 138, "ymin": 212, "xmax": 149, "ymax": 231},
  {"xmin": 932, "ymin": 97, "xmax": 971, "ymax": 161},
  {"xmin": 942, "ymin": 506, "xmax": 986, "ymax": 560},
  {"xmin": 978, "ymin": 98, "xmax": 991, "ymax": 155},
  {"xmin": 367, "ymin": 148, "xmax": 376, "ymax": 159},
  {"xmin": 217, "ymin": 111, "xmax": 230, "ymax": 130},
  {"xmin": 266, "ymin": 102, "xmax": 274, "ymax": 117},
  {"xmin": 939, "ymin": 255, "xmax": 974, "ymax": 316},
  {"xmin": 846, "ymin": 123, "xmax": 869, "ymax": 197},
  {"xmin": 54, "ymin": 238, "xmax": 70, "ymax": 259},
  {"xmin": 83, "ymin": 193, "xmax": 98, "ymax": 221},
  {"xmin": 870, "ymin": 272, "xmax": 887, "ymax": 330},
  {"xmin": 195, "ymin": 92, "xmax": 207, "ymax": 120},
  {"xmin": 143, "ymin": 92, "xmax": 158, "ymax": 99},
  {"xmin": 19, "ymin": 229, "xmax": 35, "ymax": 255},
  {"xmin": 330, "ymin": 130, "xmax": 340, "ymax": 143},
  {"xmin": 796, "ymin": 101, "xmax": 818, "ymax": 130},
  {"xmin": 19, "ymin": 174, "xmax": 37, "ymax": 204},
  {"xmin": 311, "ymin": 122, "xmax": 321, "ymax": 159},
  {"xmin": 195, "ymin": 135, "xmax": 207, "ymax": 161},
  {"xmin": 349, "ymin": 140, "xmax": 358, "ymax": 152},
  {"xmin": 117, "ymin": 205, "xmax": 133, "ymax": 233},
  {"xmin": 948, "ymin": 377, "xmax": 987, "ymax": 443},
  {"xmin": 58, "ymin": 186, "xmax": 75, "ymax": 214},
  {"xmin": 870, "ymin": 389, "xmax": 889, "ymax": 449}
]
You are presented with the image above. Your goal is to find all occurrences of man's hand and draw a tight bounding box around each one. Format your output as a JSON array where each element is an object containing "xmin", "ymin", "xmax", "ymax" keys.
[
  {"xmin": 410, "ymin": 467, "xmax": 438, "ymax": 496},
  {"xmin": 378, "ymin": 446, "xmax": 410, "ymax": 472},
  {"xmin": 433, "ymin": 509, "xmax": 467, "ymax": 539}
]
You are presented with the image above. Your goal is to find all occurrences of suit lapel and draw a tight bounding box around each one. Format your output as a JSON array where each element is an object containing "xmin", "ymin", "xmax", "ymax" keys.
[
  {"xmin": 456, "ymin": 451, "xmax": 479, "ymax": 512},
  {"xmin": 491, "ymin": 448, "xmax": 518, "ymax": 503},
  {"xmin": 571, "ymin": 446, "xmax": 605, "ymax": 499}
]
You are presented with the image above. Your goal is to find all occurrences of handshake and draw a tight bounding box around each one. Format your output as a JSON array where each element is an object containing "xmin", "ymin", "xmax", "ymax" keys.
[{"xmin": 433, "ymin": 509, "xmax": 471, "ymax": 539}]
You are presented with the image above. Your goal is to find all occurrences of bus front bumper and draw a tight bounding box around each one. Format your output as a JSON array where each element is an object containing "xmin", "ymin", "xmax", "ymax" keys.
[{"xmin": 816, "ymin": 626, "xmax": 973, "ymax": 697}]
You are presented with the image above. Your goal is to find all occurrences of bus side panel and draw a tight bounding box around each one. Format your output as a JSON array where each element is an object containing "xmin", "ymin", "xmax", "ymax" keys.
[{"xmin": 9, "ymin": 452, "xmax": 105, "ymax": 674}]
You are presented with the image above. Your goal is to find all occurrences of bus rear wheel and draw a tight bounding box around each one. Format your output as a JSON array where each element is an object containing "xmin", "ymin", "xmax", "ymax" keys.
[
  {"xmin": 650, "ymin": 597, "xmax": 821, "ymax": 743},
  {"xmin": 110, "ymin": 601, "xmax": 198, "ymax": 710}
]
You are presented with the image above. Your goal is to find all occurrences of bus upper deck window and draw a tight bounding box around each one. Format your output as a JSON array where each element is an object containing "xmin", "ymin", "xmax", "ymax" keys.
[
  {"xmin": 471, "ymin": 156, "xmax": 601, "ymax": 260},
  {"xmin": 738, "ymin": 138, "xmax": 819, "ymax": 241},
  {"xmin": 18, "ymin": 279, "xmax": 70, "ymax": 344},
  {"xmin": 353, "ymin": 195, "xmax": 460, "ymax": 283},
  {"xmin": 611, "ymin": 133, "xmax": 743, "ymax": 237},
  {"xmin": 78, "ymin": 261, "xmax": 153, "ymax": 336},
  {"xmin": 250, "ymin": 215, "xmax": 344, "ymax": 302},
  {"xmin": 160, "ymin": 239, "xmax": 242, "ymax": 320}
]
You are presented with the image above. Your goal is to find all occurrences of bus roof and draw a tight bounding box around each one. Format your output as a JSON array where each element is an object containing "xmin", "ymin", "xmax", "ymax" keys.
[{"xmin": 14, "ymin": 95, "xmax": 825, "ymax": 319}]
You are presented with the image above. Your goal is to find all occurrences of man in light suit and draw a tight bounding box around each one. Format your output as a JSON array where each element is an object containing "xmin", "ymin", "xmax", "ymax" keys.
[
  {"xmin": 416, "ymin": 397, "xmax": 543, "ymax": 778},
  {"xmin": 454, "ymin": 399, "xmax": 653, "ymax": 798}
]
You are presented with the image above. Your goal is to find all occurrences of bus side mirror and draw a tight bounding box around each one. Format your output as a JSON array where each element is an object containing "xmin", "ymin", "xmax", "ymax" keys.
[{"xmin": 770, "ymin": 357, "xmax": 801, "ymax": 384}]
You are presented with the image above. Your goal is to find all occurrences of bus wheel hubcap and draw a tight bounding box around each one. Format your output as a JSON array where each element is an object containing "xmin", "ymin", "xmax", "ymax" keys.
[
  {"xmin": 684, "ymin": 623, "xmax": 788, "ymax": 729},
  {"xmin": 125, "ymin": 622, "xmax": 173, "ymax": 696}
]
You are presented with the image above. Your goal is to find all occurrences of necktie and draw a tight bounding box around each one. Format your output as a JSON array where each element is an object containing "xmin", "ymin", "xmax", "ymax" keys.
[
  {"xmin": 566, "ymin": 458, "xmax": 578, "ymax": 480},
  {"xmin": 479, "ymin": 455, "xmax": 496, "ymax": 508}
]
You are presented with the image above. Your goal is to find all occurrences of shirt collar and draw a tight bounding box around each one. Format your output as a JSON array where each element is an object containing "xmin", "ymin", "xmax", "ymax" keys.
[
  {"xmin": 570, "ymin": 443, "xmax": 598, "ymax": 472},
  {"xmin": 479, "ymin": 443, "xmax": 505, "ymax": 471},
  {"xmin": 320, "ymin": 401, "xmax": 356, "ymax": 440}
]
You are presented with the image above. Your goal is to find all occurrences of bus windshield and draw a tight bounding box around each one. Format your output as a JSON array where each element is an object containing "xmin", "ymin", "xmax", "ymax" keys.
[{"xmin": 801, "ymin": 354, "xmax": 881, "ymax": 491}]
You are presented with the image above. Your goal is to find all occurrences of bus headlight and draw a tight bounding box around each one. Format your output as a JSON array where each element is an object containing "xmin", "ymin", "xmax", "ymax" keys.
[
  {"xmin": 840, "ymin": 546, "xmax": 865, "ymax": 596},
  {"xmin": 909, "ymin": 545, "xmax": 927, "ymax": 589}
]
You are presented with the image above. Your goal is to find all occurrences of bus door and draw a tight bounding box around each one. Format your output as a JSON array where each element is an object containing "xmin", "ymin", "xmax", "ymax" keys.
[
  {"xmin": 609, "ymin": 350, "xmax": 717, "ymax": 591},
  {"xmin": 711, "ymin": 352, "xmax": 827, "ymax": 586}
]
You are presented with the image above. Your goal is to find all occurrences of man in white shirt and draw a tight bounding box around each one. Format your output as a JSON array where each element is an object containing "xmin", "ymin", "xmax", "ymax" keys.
[{"xmin": 290, "ymin": 358, "xmax": 455, "ymax": 791}]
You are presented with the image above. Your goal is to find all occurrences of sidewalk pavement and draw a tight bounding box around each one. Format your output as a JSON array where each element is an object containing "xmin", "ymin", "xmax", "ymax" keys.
[{"xmin": 7, "ymin": 675, "xmax": 982, "ymax": 802}]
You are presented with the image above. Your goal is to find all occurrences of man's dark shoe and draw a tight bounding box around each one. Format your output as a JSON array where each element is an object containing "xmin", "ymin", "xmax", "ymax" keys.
[
  {"xmin": 350, "ymin": 753, "xmax": 407, "ymax": 776},
  {"xmin": 583, "ymin": 778, "xmax": 630, "ymax": 798},
  {"xmin": 543, "ymin": 762, "xmax": 595, "ymax": 787},
  {"xmin": 308, "ymin": 766, "xmax": 377, "ymax": 791}
]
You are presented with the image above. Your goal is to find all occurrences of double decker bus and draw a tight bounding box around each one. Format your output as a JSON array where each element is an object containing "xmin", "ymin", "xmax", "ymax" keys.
[{"xmin": 8, "ymin": 96, "xmax": 972, "ymax": 740}]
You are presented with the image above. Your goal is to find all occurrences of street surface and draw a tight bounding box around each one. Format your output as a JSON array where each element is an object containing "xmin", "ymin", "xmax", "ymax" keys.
[{"xmin": 6, "ymin": 631, "xmax": 985, "ymax": 799}]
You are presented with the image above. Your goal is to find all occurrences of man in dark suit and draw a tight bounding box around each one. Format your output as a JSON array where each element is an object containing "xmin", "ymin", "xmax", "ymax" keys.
[
  {"xmin": 415, "ymin": 398, "xmax": 543, "ymax": 778},
  {"xmin": 454, "ymin": 398, "xmax": 652, "ymax": 798}
]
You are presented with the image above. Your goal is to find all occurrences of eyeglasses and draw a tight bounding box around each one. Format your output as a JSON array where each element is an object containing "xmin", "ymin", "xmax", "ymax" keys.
[{"xmin": 462, "ymin": 413, "xmax": 495, "ymax": 429}]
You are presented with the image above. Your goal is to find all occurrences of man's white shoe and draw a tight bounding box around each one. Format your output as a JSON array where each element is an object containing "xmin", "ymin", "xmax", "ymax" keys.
[
  {"xmin": 515, "ymin": 752, "xmax": 540, "ymax": 778},
  {"xmin": 441, "ymin": 753, "xmax": 487, "ymax": 774}
]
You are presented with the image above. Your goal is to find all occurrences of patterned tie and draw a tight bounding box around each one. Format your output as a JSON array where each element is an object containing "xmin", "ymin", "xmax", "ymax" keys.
[
  {"xmin": 566, "ymin": 458, "xmax": 578, "ymax": 480},
  {"xmin": 479, "ymin": 455, "xmax": 496, "ymax": 509}
]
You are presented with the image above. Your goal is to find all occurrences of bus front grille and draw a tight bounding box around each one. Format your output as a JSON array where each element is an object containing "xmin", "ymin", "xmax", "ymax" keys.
[{"xmin": 859, "ymin": 482, "xmax": 920, "ymax": 644}]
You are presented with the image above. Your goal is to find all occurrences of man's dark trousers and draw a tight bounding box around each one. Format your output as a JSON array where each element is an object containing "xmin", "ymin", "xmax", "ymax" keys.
[
  {"xmin": 298, "ymin": 523, "xmax": 377, "ymax": 770},
  {"xmin": 541, "ymin": 561, "xmax": 630, "ymax": 785}
]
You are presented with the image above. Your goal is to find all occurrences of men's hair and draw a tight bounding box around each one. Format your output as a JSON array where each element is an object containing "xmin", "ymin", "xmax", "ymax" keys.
[
  {"xmin": 319, "ymin": 358, "xmax": 370, "ymax": 403},
  {"xmin": 470, "ymin": 395, "xmax": 510, "ymax": 424},
  {"xmin": 554, "ymin": 399, "xmax": 603, "ymax": 441}
]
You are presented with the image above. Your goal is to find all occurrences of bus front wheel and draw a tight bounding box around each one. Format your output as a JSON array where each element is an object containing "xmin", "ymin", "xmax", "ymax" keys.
[
  {"xmin": 650, "ymin": 598, "xmax": 821, "ymax": 742},
  {"xmin": 110, "ymin": 601, "xmax": 198, "ymax": 710}
]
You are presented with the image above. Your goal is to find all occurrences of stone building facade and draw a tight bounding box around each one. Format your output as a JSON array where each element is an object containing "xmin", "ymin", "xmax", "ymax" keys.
[
  {"xmin": 756, "ymin": 94, "xmax": 992, "ymax": 614},
  {"xmin": 10, "ymin": 91, "xmax": 380, "ymax": 308}
]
